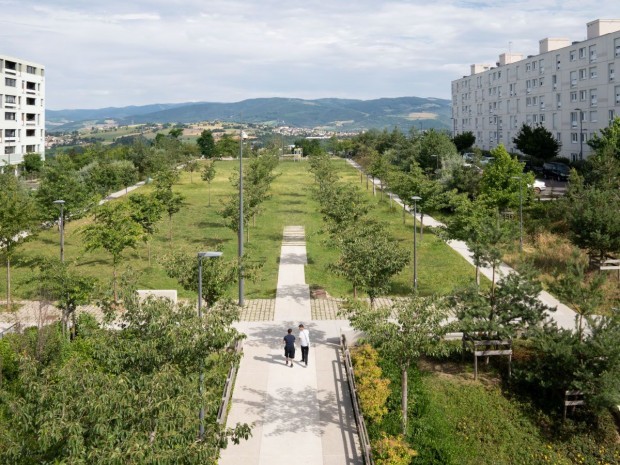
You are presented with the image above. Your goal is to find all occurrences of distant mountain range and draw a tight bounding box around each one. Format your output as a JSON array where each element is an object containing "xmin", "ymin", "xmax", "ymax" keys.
[{"xmin": 46, "ymin": 96, "xmax": 452, "ymax": 132}]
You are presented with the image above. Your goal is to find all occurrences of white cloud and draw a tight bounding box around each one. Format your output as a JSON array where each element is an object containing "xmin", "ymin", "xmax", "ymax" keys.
[{"xmin": 1, "ymin": 0, "xmax": 616, "ymax": 108}]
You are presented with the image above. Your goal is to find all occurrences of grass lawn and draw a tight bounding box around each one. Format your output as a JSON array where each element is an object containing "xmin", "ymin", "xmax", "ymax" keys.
[{"xmin": 2, "ymin": 158, "xmax": 479, "ymax": 302}]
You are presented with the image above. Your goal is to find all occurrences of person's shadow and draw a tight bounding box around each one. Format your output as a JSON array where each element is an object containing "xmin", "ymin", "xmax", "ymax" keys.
[{"xmin": 253, "ymin": 353, "xmax": 285, "ymax": 365}]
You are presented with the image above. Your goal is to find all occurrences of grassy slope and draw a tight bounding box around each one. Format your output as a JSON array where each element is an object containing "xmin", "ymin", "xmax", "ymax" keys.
[{"xmin": 3, "ymin": 158, "xmax": 477, "ymax": 302}]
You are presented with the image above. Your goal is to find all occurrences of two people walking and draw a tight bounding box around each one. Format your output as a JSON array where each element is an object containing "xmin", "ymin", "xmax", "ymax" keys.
[{"xmin": 282, "ymin": 324, "xmax": 310, "ymax": 367}]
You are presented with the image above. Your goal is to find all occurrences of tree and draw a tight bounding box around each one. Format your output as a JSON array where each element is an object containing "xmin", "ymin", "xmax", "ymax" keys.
[
  {"xmin": 565, "ymin": 186, "xmax": 620, "ymax": 261},
  {"xmin": 479, "ymin": 144, "xmax": 534, "ymax": 212},
  {"xmin": 201, "ymin": 161, "xmax": 216, "ymax": 206},
  {"xmin": 333, "ymin": 222, "xmax": 409, "ymax": 304},
  {"xmin": 36, "ymin": 155, "xmax": 95, "ymax": 222},
  {"xmin": 0, "ymin": 173, "xmax": 39, "ymax": 311},
  {"xmin": 197, "ymin": 129, "xmax": 217, "ymax": 159},
  {"xmin": 168, "ymin": 127, "xmax": 184, "ymax": 139},
  {"xmin": 343, "ymin": 295, "xmax": 450, "ymax": 432},
  {"xmin": 453, "ymin": 271, "xmax": 552, "ymax": 340},
  {"xmin": 153, "ymin": 170, "xmax": 185, "ymax": 242},
  {"xmin": 21, "ymin": 153, "xmax": 43, "ymax": 175},
  {"xmin": 81, "ymin": 201, "xmax": 143, "ymax": 301},
  {"xmin": 366, "ymin": 151, "xmax": 390, "ymax": 199},
  {"xmin": 128, "ymin": 193, "xmax": 164, "ymax": 265},
  {"xmin": 185, "ymin": 159, "xmax": 199, "ymax": 183},
  {"xmin": 584, "ymin": 117, "xmax": 620, "ymax": 189},
  {"xmin": 215, "ymin": 133, "xmax": 239, "ymax": 158},
  {"xmin": 31, "ymin": 258, "xmax": 97, "ymax": 338},
  {"xmin": 512, "ymin": 123, "xmax": 561, "ymax": 161},
  {"xmin": 0, "ymin": 297, "xmax": 251, "ymax": 463},
  {"xmin": 417, "ymin": 130, "xmax": 458, "ymax": 174},
  {"xmin": 452, "ymin": 131, "xmax": 476, "ymax": 153}
]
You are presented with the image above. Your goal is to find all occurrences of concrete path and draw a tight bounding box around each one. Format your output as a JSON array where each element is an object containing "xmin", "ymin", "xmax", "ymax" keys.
[
  {"xmin": 219, "ymin": 226, "xmax": 362, "ymax": 465},
  {"xmin": 347, "ymin": 159, "xmax": 579, "ymax": 331}
]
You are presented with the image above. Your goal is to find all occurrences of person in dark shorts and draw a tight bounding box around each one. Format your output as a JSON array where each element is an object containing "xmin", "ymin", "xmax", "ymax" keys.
[{"xmin": 283, "ymin": 328, "xmax": 296, "ymax": 367}]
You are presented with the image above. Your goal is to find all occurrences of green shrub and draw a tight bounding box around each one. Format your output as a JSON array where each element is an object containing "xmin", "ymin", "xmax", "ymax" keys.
[
  {"xmin": 372, "ymin": 433, "xmax": 417, "ymax": 465},
  {"xmin": 351, "ymin": 344, "xmax": 391, "ymax": 424}
]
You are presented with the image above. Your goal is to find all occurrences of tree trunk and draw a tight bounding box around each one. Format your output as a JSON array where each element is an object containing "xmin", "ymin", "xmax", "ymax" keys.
[
  {"xmin": 208, "ymin": 183, "xmax": 211, "ymax": 206},
  {"xmin": 401, "ymin": 366, "xmax": 408, "ymax": 434},
  {"xmin": 491, "ymin": 264, "xmax": 496, "ymax": 298},
  {"xmin": 475, "ymin": 265, "xmax": 480, "ymax": 286},
  {"xmin": 372, "ymin": 178, "xmax": 376, "ymax": 196},
  {"xmin": 402, "ymin": 204, "xmax": 406, "ymax": 224},
  {"xmin": 366, "ymin": 176, "xmax": 369, "ymax": 190},
  {"xmin": 353, "ymin": 286, "xmax": 357, "ymax": 299},
  {"xmin": 6, "ymin": 255, "xmax": 11, "ymax": 312},
  {"xmin": 113, "ymin": 264, "xmax": 118, "ymax": 302},
  {"xmin": 169, "ymin": 214, "xmax": 173, "ymax": 242}
]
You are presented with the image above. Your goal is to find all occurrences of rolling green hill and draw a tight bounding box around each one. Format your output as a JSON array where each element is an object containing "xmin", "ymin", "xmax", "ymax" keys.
[{"xmin": 47, "ymin": 96, "xmax": 452, "ymax": 132}]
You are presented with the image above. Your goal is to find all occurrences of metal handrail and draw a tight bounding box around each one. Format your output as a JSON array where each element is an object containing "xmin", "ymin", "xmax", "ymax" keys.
[
  {"xmin": 0, "ymin": 322, "xmax": 18, "ymax": 339},
  {"xmin": 216, "ymin": 338, "xmax": 244, "ymax": 425},
  {"xmin": 341, "ymin": 334, "xmax": 374, "ymax": 465}
]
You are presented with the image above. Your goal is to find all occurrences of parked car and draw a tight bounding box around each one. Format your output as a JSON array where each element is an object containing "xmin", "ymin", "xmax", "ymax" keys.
[
  {"xmin": 523, "ymin": 160, "xmax": 543, "ymax": 176},
  {"xmin": 542, "ymin": 162, "xmax": 570, "ymax": 181},
  {"xmin": 531, "ymin": 179, "xmax": 546, "ymax": 194}
]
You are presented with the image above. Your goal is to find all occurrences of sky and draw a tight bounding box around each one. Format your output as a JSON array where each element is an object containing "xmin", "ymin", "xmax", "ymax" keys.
[{"xmin": 1, "ymin": 0, "xmax": 616, "ymax": 109}]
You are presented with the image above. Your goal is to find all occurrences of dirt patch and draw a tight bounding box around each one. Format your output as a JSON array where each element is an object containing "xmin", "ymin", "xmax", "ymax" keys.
[{"xmin": 406, "ymin": 112, "xmax": 438, "ymax": 120}]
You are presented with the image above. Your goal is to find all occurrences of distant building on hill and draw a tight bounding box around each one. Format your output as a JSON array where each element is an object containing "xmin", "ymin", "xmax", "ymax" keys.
[
  {"xmin": 0, "ymin": 54, "xmax": 45, "ymax": 169},
  {"xmin": 451, "ymin": 19, "xmax": 620, "ymax": 161}
]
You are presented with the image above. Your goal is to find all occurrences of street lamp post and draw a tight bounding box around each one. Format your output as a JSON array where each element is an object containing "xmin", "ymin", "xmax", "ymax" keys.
[
  {"xmin": 575, "ymin": 108, "xmax": 584, "ymax": 160},
  {"xmin": 511, "ymin": 176, "xmax": 523, "ymax": 254},
  {"xmin": 53, "ymin": 200, "xmax": 65, "ymax": 262},
  {"xmin": 411, "ymin": 196, "xmax": 422, "ymax": 292},
  {"xmin": 238, "ymin": 130, "xmax": 245, "ymax": 307},
  {"xmin": 197, "ymin": 251, "xmax": 223, "ymax": 440}
]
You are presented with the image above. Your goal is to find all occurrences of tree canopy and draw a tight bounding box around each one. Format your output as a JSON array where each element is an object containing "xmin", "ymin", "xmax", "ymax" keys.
[{"xmin": 512, "ymin": 123, "xmax": 561, "ymax": 161}]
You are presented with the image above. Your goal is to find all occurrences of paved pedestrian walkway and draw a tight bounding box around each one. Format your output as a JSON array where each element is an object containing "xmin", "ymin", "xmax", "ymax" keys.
[
  {"xmin": 219, "ymin": 226, "xmax": 362, "ymax": 465},
  {"xmin": 347, "ymin": 159, "xmax": 579, "ymax": 331}
]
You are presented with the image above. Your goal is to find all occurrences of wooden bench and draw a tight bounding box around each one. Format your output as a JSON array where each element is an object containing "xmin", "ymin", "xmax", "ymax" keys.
[
  {"xmin": 563, "ymin": 390, "xmax": 585, "ymax": 420},
  {"xmin": 463, "ymin": 335, "xmax": 512, "ymax": 381}
]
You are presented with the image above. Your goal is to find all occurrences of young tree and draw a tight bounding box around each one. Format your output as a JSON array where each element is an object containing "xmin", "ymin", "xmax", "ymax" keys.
[
  {"xmin": 215, "ymin": 133, "xmax": 239, "ymax": 158},
  {"xmin": 479, "ymin": 144, "xmax": 534, "ymax": 212},
  {"xmin": 21, "ymin": 153, "xmax": 43, "ymax": 175},
  {"xmin": 153, "ymin": 170, "xmax": 185, "ymax": 242},
  {"xmin": 417, "ymin": 129, "xmax": 458, "ymax": 174},
  {"xmin": 343, "ymin": 295, "xmax": 450, "ymax": 432},
  {"xmin": 81, "ymin": 202, "xmax": 143, "ymax": 301},
  {"xmin": 0, "ymin": 173, "xmax": 39, "ymax": 311},
  {"xmin": 128, "ymin": 193, "xmax": 164, "ymax": 265},
  {"xmin": 333, "ymin": 222, "xmax": 409, "ymax": 304},
  {"xmin": 453, "ymin": 271, "xmax": 552, "ymax": 340},
  {"xmin": 201, "ymin": 161, "xmax": 216, "ymax": 206},
  {"xmin": 184, "ymin": 159, "xmax": 199, "ymax": 183},
  {"xmin": 197, "ymin": 129, "xmax": 217, "ymax": 158},
  {"xmin": 31, "ymin": 258, "xmax": 97, "ymax": 338},
  {"xmin": 512, "ymin": 123, "xmax": 561, "ymax": 161}
]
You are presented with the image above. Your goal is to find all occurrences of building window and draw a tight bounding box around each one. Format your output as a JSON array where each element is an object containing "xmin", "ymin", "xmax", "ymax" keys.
[
  {"xmin": 571, "ymin": 133, "xmax": 578, "ymax": 143},
  {"xmin": 25, "ymin": 82, "xmax": 36, "ymax": 91},
  {"xmin": 580, "ymin": 90, "xmax": 587, "ymax": 101},
  {"xmin": 570, "ymin": 91, "xmax": 577, "ymax": 102},
  {"xmin": 4, "ymin": 146, "xmax": 15, "ymax": 155},
  {"xmin": 526, "ymin": 62, "xmax": 531, "ymax": 72},
  {"xmin": 556, "ymin": 132, "xmax": 562, "ymax": 142},
  {"xmin": 610, "ymin": 110, "xmax": 616, "ymax": 121},
  {"xmin": 556, "ymin": 93, "xmax": 562, "ymax": 108},
  {"xmin": 26, "ymin": 97, "xmax": 35, "ymax": 105},
  {"xmin": 5, "ymin": 77, "xmax": 16, "ymax": 87},
  {"xmin": 590, "ymin": 111, "xmax": 597, "ymax": 122},
  {"xmin": 589, "ymin": 45, "xmax": 597, "ymax": 62},
  {"xmin": 539, "ymin": 59, "xmax": 545, "ymax": 74},
  {"xmin": 552, "ymin": 75, "xmax": 557, "ymax": 89},
  {"xmin": 579, "ymin": 47, "xmax": 586, "ymax": 59},
  {"xmin": 610, "ymin": 63, "xmax": 616, "ymax": 81},
  {"xmin": 26, "ymin": 65, "xmax": 37, "ymax": 74},
  {"xmin": 590, "ymin": 67, "xmax": 597, "ymax": 79},
  {"xmin": 5, "ymin": 129, "xmax": 16, "ymax": 138},
  {"xmin": 26, "ymin": 145, "xmax": 36, "ymax": 153},
  {"xmin": 26, "ymin": 129, "xmax": 35, "ymax": 137},
  {"xmin": 571, "ymin": 111, "xmax": 578, "ymax": 128},
  {"xmin": 556, "ymin": 54, "xmax": 561, "ymax": 70},
  {"xmin": 616, "ymin": 86, "xmax": 620, "ymax": 105},
  {"xmin": 579, "ymin": 68, "xmax": 587, "ymax": 80},
  {"xmin": 540, "ymin": 114, "xmax": 546, "ymax": 123},
  {"xmin": 570, "ymin": 71, "xmax": 577, "ymax": 87},
  {"xmin": 590, "ymin": 89, "xmax": 597, "ymax": 106},
  {"xmin": 570, "ymin": 50, "xmax": 576, "ymax": 61},
  {"xmin": 4, "ymin": 60, "xmax": 17, "ymax": 70},
  {"xmin": 5, "ymin": 95, "xmax": 16, "ymax": 104},
  {"xmin": 4, "ymin": 112, "xmax": 16, "ymax": 120}
]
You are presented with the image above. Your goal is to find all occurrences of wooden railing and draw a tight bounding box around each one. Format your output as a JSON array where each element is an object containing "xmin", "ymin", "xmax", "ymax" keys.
[
  {"xmin": 217, "ymin": 338, "xmax": 244, "ymax": 426},
  {"xmin": 341, "ymin": 333, "xmax": 374, "ymax": 465}
]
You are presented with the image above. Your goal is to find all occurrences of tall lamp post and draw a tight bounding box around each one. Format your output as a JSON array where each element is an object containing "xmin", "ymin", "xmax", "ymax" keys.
[
  {"xmin": 197, "ymin": 251, "xmax": 223, "ymax": 440},
  {"xmin": 511, "ymin": 176, "xmax": 523, "ymax": 254},
  {"xmin": 238, "ymin": 130, "xmax": 245, "ymax": 307},
  {"xmin": 411, "ymin": 196, "xmax": 422, "ymax": 292},
  {"xmin": 574, "ymin": 108, "xmax": 583, "ymax": 160},
  {"xmin": 53, "ymin": 200, "xmax": 65, "ymax": 262}
]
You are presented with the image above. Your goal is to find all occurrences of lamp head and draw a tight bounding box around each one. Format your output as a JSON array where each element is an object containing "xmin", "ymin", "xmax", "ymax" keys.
[{"xmin": 198, "ymin": 251, "xmax": 223, "ymax": 259}]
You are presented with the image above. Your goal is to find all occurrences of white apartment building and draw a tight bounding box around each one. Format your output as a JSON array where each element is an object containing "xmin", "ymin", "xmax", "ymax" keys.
[
  {"xmin": 0, "ymin": 54, "xmax": 45, "ymax": 167},
  {"xmin": 451, "ymin": 19, "xmax": 620, "ymax": 161}
]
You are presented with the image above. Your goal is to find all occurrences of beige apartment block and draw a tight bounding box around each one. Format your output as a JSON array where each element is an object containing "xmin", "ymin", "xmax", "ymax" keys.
[
  {"xmin": 451, "ymin": 19, "xmax": 620, "ymax": 161},
  {"xmin": 0, "ymin": 54, "xmax": 45, "ymax": 168}
]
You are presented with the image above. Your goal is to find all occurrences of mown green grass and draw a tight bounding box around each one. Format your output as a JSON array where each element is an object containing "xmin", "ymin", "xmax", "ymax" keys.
[{"xmin": 3, "ymin": 158, "xmax": 479, "ymax": 302}]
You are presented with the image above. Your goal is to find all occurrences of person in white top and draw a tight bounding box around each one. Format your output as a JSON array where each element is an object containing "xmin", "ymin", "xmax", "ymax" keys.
[{"xmin": 298, "ymin": 324, "xmax": 310, "ymax": 366}]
